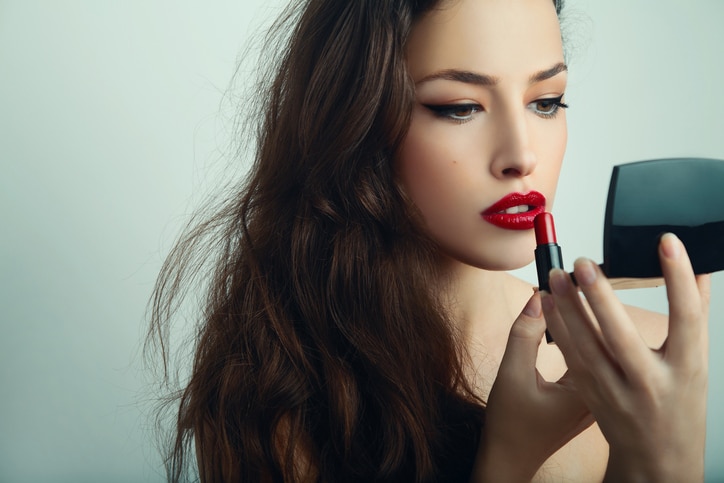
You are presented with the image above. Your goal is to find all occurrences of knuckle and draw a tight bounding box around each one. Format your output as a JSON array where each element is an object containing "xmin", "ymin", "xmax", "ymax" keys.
[
  {"xmin": 674, "ymin": 306, "xmax": 701, "ymax": 325},
  {"xmin": 509, "ymin": 317, "xmax": 544, "ymax": 340}
]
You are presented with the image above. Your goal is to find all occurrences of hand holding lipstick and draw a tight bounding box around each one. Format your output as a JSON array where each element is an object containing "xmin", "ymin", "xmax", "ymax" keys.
[
  {"xmin": 541, "ymin": 234, "xmax": 710, "ymax": 482},
  {"xmin": 471, "ymin": 293, "xmax": 595, "ymax": 482}
]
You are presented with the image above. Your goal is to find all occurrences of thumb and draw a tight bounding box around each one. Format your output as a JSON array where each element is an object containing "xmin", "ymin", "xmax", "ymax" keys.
[{"xmin": 498, "ymin": 293, "xmax": 547, "ymax": 378}]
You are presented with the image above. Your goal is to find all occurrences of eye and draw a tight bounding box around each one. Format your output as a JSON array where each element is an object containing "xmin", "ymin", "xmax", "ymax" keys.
[
  {"xmin": 423, "ymin": 103, "xmax": 482, "ymax": 123},
  {"xmin": 530, "ymin": 95, "xmax": 568, "ymax": 119}
]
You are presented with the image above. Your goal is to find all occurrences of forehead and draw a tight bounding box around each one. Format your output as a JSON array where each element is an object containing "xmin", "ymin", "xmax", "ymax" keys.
[{"xmin": 406, "ymin": 0, "xmax": 564, "ymax": 82}]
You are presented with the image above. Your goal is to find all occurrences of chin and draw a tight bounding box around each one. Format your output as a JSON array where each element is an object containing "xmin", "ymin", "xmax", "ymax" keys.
[
  {"xmin": 477, "ymin": 255, "xmax": 535, "ymax": 272},
  {"xmin": 481, "ymin": 235, "xmax": 537, "ymax": 271},
  {"xmin": 435, "ymin": 229, "xmax": 538, "ymax": 272},
  {"xmin": 448, "ymin": 248, "xmax": 536, "ymax": 272}
]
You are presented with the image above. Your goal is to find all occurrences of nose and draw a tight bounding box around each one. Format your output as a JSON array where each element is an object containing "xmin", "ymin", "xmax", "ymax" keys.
[{"xmin": 489, "ymin": 109, "xmax": 537, "ymax": 179}]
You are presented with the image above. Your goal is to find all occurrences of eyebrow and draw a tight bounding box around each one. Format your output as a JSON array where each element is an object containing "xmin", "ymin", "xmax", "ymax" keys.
[
  {"xmin": 416, "ymin": 69, "xmax": 499, "ymax": 86},
  {"xmin": 416, "ymin": 62, "xmax": 568, "ymax": 86},
  {"xmin": 529, "ymin": 62, "xmax": 568, "ymax": 83}
]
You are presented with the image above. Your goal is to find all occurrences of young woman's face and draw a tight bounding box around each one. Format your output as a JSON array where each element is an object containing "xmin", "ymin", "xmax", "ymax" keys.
[{"xmin": 397, "ymin": 0, "xmax": 567, "ymax": 271}]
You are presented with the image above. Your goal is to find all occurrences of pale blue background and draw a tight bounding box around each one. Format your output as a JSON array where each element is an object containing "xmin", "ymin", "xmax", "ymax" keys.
[{"xmin": 1, "ymin": 1, "xmax": 722, "ymax": 481}]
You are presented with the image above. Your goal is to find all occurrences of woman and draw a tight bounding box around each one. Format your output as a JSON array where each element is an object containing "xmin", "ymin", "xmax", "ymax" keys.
[{"xmin": 149, "ymin": 0, "xmax": 710, "ymax": 481}]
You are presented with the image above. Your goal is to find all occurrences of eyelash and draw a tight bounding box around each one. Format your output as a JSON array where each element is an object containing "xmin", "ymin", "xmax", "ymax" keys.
[
  {"xmin": 424, "ymin": 103, "xmax": 481, "ymax": 124},
  {"xmin": 531, "ymin": 95, "xmax": 569, "ymax": 119},
  {"xmin": 423, "ymin": 95, "xmax": 569, "ymax": 123}
]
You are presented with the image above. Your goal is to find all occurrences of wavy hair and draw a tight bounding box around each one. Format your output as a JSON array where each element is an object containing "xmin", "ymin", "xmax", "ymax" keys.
[{"xmin": 148, "ymin": 0, "xmax": 564, "ymax": 481}]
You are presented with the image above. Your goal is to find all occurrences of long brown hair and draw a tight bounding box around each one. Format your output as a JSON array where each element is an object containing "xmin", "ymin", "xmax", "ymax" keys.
[{"xmin": 148, "ymin": 0, "xmax": 564, "ymax": 481}]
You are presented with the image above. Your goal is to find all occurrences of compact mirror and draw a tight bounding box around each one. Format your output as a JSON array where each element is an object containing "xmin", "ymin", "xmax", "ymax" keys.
[{"xmin": 598, "ymin": 158, "xmax": 724, "ymax": 289}]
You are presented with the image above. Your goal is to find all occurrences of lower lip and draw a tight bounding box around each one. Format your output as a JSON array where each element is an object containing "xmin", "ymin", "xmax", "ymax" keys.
[{"xmin": 481, "ymin": 205, "xmax": 546, "ymax": 230}]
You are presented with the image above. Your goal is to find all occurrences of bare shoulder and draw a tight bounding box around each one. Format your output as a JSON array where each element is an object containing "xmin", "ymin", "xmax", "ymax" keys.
[{"xmin": 624, "ymin": 304, "xmax": 668, "ymax": 348}]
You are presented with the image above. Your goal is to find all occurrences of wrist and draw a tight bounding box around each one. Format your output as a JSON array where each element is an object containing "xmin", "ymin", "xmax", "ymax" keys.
[{"xmin": 604, "ymin": 445, "xmax": 705, "ymax": 483}]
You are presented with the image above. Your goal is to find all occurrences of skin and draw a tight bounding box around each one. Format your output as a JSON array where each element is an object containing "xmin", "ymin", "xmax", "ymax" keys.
[
  {"xmin": 400, "ymin": 0, "xmax": 567, "ymax": 273},
  {"xmin": 398, "ymin": 0, "xmax": 710, "ymax": 481},
  {"xmin": 543, "ymin": 240, "xmax": 710, "ymax": 482}
]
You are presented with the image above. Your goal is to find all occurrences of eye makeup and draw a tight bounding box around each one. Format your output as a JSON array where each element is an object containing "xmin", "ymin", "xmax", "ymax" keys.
[
  {"xmin": 423, "ymin": 94, "xmax": 568, "ymax": 123},
  {"xmin": 423, "ymin": 103, "xmax": 482, "ymax": 123},
  {"xmin": 529, "ymin": 95, "xmax": 568, "ymax": 118}
]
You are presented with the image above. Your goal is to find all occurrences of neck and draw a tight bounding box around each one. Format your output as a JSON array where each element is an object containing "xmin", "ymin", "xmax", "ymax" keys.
[{"xmin": 438, "ymin": 256, "xmax": 527, "ymax": 343}]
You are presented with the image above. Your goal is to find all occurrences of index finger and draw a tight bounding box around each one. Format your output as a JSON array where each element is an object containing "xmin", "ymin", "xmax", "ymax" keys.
[{"xmin": 571, "ymin": 258, "xmax": 653, "ymax": 380}]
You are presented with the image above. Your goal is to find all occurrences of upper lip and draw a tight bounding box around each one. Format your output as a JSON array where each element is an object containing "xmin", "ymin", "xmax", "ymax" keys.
[{"xmin": 482, "ymin": 191, "xmax": 546, "ymax": 215}]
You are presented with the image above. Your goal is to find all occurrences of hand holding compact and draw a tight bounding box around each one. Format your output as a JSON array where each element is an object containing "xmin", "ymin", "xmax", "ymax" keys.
[
  {"xmin": 542, "ymin": 233, "xmax": 710, "ymax": 482},
  {"xmin": 471, "ymin": 293, "xmax": 594, "ymax": 482}
]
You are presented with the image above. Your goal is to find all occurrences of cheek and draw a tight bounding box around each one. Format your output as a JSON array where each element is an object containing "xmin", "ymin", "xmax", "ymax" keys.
[
  {"xmin": 537, "ymin": 120, "xmax": 568, "ymax": 191},
  {"xmin": 555, "ymin": 126, "xmax": 567, "ymax": 176},
  {"xmin": 396, "ymin": 123, "xmax": 456, "ymax": 209},
  {"xmin": 555, "ymin": 122, "xmax": 568, "ymax": 164},
  {"xmin": 395, "ymin": 110, "xmax": 480, "ymax": 203}
]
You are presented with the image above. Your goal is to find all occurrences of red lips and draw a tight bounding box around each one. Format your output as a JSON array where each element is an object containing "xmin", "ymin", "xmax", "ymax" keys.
[{"xmin": 481, "ymin": 191, "xmax": 546, "ymax": 230}]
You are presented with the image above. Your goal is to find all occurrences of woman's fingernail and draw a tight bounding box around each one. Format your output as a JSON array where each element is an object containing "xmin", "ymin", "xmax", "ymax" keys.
[
  {"xmin": 660, "ymin": 233, "xmax": 681, "ymax": 259},
  {"xmin": 522, "ymin": 295, "xmax": 542, "ymax": 318},
  {"xmin": 575, "ymin": 258, "xmax": 597, "ymax": 286},
  {"xmin": 549, "ymin": 268, "xmax": 570, "ymax": 295}
]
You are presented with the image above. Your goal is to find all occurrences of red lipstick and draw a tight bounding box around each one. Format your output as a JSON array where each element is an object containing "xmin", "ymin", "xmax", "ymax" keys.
[
  {"xmin": 482, "ymin": 191, "xmax": 546, "ymax": 230},
  {"xmin": 534, "ymin": 212, "xmax": 564, "ymax": 343}
]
